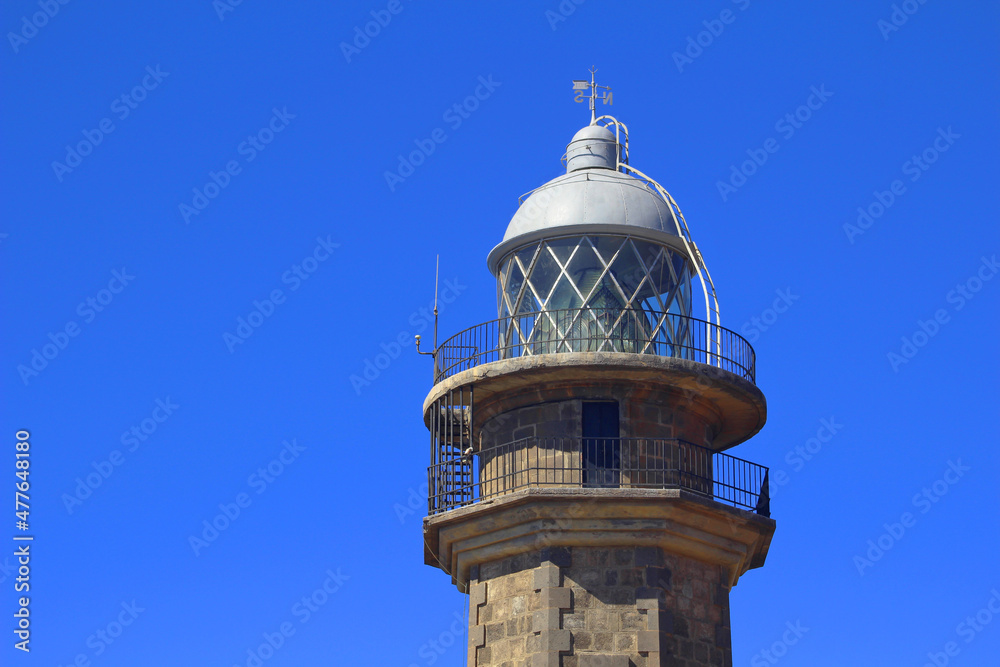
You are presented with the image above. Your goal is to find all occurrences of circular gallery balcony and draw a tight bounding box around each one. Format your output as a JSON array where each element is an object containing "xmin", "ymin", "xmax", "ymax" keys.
[
  {"xmin": 432, "ymin": 307, "xmax": 755, "ymax": 385},
  {"xmin": 427, "ymin": 435, "xmax": 770, "ymax": 517}
]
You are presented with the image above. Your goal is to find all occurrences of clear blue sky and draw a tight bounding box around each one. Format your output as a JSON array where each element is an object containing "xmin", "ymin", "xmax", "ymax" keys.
[{"xmin": 2, "ymin": 1, "xmax": 998, "ymax": 665}]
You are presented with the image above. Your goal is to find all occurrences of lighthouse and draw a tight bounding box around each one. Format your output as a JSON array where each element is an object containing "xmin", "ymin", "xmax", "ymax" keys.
[{"xmin": 419, "ymin": 75, "xmax": 775, "ymax": 667}]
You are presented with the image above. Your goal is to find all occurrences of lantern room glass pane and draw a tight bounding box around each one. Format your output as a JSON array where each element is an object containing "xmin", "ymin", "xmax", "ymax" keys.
[
  {"xmin": 590, "ymin": 235, "xmax": 625, "ymax": 265},
  {"xmin": 530, "ymin": 246, "xmax": 561, "ymax": 305},
  {"xmin": 546, "ymin": 238, "xmax": 578, "ymax": 265},
  {"xmin": 547, "ymin": 273, "xmax": 583, "ymax": 311},
  {"xmin": 503, "ymin": 256, "xmax": 525, "ymax": 317},
  {"xmin": 498, "ymin": 257, "xmax": 511, "ymax": 318}
]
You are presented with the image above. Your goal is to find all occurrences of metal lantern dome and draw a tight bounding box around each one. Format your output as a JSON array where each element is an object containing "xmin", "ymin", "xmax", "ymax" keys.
[{"xmin": 486, "ymin": 111, "xmax": 722, "ymax": 360}]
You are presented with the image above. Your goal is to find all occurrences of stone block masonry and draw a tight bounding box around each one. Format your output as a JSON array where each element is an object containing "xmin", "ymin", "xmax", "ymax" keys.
[{"xmin": 466, "ymin": 546, "xmax": 732, "ymax": 667}]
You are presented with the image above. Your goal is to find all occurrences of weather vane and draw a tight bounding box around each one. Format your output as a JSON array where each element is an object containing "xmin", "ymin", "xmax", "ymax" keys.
[{"xmin": 572, "ymin": 67, "xmax": 612, "ymax": 124}]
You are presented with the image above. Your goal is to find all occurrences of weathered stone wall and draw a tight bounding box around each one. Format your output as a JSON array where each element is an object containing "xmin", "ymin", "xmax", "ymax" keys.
[
  {"xmin": 623, "ymin": 387, "xmax": 714, "ymax": 449},
  {"xmin": 467, "ymin": 546, "xmax": 732, "ymax": 667},
  {"xmin": 478, "ymin": 385, "xmax": 716, "ymax": 452},
  {"xmin": 481, "ymin": 400, "xmax": 583, "ymax": 449}
]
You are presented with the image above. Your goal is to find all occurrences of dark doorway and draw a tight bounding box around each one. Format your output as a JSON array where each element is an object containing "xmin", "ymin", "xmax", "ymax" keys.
[{"xmin": 582, "ymin": 401, "xmax": 620, "ymax": 488}]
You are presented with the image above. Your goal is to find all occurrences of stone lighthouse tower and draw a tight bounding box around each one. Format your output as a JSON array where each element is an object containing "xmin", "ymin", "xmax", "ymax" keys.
[{"xmin": 419, "ymin": 77, "xmax": 775, "ymax": 667}]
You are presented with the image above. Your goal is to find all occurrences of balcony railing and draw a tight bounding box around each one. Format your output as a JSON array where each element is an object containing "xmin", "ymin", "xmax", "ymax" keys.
[
  {"xmin": 427, "ymin": 436, "xmax": 770, "ymax": 517},
  {"xmin": 433, "ymin": 308, "xmax": 755, "ymax": 384}
]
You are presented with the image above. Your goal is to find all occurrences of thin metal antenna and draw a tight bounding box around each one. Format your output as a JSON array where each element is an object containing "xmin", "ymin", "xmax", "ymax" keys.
[
  {"xmin": 589, "ymin": 66, "xmax": 597, "ymax": 124},
  {"xmin": 415, "ymin": 255, "xmax": 440, "ymax": 380},
  {"xmin": 433, "ymin": 254, "xmax": 439, "ymax": 350}
]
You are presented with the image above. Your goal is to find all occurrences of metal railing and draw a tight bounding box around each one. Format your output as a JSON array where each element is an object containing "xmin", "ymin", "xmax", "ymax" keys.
[
  {"xmin": 433, "ymin": 308, "xmax": 755, "ymax": 384},
  {"xmin": 427, "ymin": 437, "xmax": 770, "ymax": 517}
]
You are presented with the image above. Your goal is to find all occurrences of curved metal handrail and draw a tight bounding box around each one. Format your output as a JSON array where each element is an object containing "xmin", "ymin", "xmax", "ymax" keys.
[
  {"xmin": 433, "ymin": 308, "xmax": 755, "ymax": 385},
  {"xmin": 427, "ymin": 436, "xmax": 770, "ymax": 516}
]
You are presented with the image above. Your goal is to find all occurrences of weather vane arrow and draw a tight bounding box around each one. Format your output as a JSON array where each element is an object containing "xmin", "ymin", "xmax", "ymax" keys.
[{"xmin": 572, "ymin": 67, "xmax": 612, "ymax": 124}]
